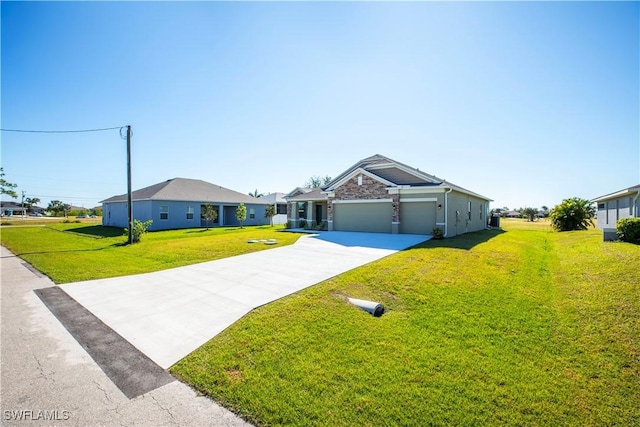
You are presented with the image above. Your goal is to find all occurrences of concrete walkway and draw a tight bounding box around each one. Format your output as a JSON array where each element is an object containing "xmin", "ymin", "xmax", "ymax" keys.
[
  {"xmin": 0, "ymin": 246, "xmax": 249, "ymax": 426},
  {"xmin": 62, "ymin": 232, "xmax": 429, "ymax": 369}
]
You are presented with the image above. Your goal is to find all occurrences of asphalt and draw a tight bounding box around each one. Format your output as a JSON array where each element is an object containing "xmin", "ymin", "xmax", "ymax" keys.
[
  {"xmin": 61, "ymin": 232, "xmax": 429, "ymax": 369},
  {"xmin": 0, "ymin": 246, "xmax": 250, "ymax": 426}
]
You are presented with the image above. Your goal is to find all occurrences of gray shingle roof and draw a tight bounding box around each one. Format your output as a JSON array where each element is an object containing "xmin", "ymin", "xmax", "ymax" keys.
[
  {"xmin": 101, "ymin": 178, "xmax": 269, "ymax": 205},
  {"xmin": 285, "ymin": 187, "xmax": 327, "ymax": 201}
]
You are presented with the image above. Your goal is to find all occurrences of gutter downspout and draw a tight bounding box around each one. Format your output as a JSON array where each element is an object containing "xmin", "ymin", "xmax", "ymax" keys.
[
  {"xmin": 444, "ymin": 187, "xmax": 453, "ymax": 237},
  {"xmin": 634, "ymin": 191, "xmax": 639, "ymax": 218}
]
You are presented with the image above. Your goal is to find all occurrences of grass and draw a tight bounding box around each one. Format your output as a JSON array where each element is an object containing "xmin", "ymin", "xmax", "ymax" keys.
[
  {"xmin": 171, "ymin": 219, "xmax": 639, "ymax": 426},
  {"xmin": 0, "ymin": 223, "xmax": 301, "ymax": 283}
]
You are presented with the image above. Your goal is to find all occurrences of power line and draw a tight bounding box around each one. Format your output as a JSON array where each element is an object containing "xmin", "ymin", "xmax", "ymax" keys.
[{"xmin": 0, "ymin": 126, "xmax": 125, "ymax": 134}]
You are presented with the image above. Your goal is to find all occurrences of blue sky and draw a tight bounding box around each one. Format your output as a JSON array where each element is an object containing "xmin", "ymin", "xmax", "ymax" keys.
[{"xmin": 2, "ymin": 1, "xmax": 638, "ymax": 211}]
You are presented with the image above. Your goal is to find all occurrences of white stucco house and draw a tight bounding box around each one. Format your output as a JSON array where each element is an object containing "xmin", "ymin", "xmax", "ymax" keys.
[{"xmin": 592, "ymin": 184, "xmax": 640, "ymax": 240}]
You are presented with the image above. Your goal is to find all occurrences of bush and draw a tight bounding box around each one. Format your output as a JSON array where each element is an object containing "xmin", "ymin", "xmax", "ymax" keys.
[
  {"xmin": 432, "ymin": 227, "xmax": 444, "ymax": 240},
  {"xmin": 549, "ymin": 197, "xmax": 595, "ymax": 231},
  {"xmin": 298, "ymin": 219, "xmax": 307, "ymax": 229},
  {"xmin": 285, "ymin": 220, "xmax": 293, "ymax": 229},
  {"xmin": 617, "ymin": 217, "xmax": 640, "ymax": 244},
  {"xmin": 124, "ymin": 219, "xmax": 153, "ymax": 243}
]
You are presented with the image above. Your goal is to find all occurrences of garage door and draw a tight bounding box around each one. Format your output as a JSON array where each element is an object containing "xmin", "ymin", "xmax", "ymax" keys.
[
  {"xmin": 400, "ymin": 202, "xmax": 436, "ymax": 234},
  {"xmin": 333, "ymin": 202, "xmax": 392, "ymax": 233}
]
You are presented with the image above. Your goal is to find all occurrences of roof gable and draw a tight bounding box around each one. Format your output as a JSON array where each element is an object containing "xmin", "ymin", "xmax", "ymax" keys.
[{"xmin": 324, "ymin": 154, "xmax": 442, "ymax": 190}]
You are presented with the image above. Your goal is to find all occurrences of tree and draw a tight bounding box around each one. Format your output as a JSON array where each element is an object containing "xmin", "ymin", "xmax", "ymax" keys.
[
  {"xmin": 549, "ymin": 197, "xmax": 595, "ymax": 231},
  {"xmin": 47, "ymin": 200, "xmax": 67, "ymax": 217},
  {"xmin": 540, "ymin": 206, "xmax": 550, "ymax": 217},
  {"xmin": 202, "ymin": 203, "xmax": 218, "ymax": 230},
  {"xmin": 264, "ymin": 205, "xmax": 276, "ymax": 226},
  {"xmin": 25, "ymin": 197, "xmax": 41, "ymax": 212},
  {"xmin": 236, "ymin": 203, "xmax": 247, "ymax": 228},
  {"xmin": 305, "ymin": 175, "xmax": 332, "ymax": 188},
  {"xmin": 522, "ymin": 207, "xmax": 539, "ymax": 222},
  {"xmin": 0, "ymin": 168, "xmax": 18, "ymax": 199},
  {"xmin": 248, "ymin": 189, "xmax": 263, "ymax": 198}
]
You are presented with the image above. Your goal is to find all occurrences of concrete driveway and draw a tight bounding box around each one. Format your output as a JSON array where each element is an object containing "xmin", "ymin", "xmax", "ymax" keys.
[{"xmin": 61, "ymin": 232, "xmax": 429, "ymax": 369}]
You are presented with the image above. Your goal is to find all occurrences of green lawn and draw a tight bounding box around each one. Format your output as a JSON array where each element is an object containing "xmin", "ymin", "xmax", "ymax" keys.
[
  {"xmin": 0, "ymin": 223, "xmax": 301, "ymax": 283},
  {"xmin": 171, "ymin": 220, "xmax": 639, "ymax": 426}
]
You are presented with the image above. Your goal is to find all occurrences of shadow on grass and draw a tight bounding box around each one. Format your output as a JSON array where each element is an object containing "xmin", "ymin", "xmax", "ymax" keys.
[
  {"xmin": 59, "ymin": 225, "xmax": 124, "ymax": 238},
  {"xmin": 408, "ymin": 228, "xmax": 506, "ymax": 251}
]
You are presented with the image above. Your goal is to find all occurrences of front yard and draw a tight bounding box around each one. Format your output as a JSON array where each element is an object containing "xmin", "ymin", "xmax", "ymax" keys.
[
  {"xmin": 0, "ymin": 223, "xmax": 300, "ymax": 283},
  {"xmin": 1, "ymin": 220, "xmax": 637, "ymax": 425},
  {"xmin": 171, "ymin": 220, "xmax": 639, "ymax": 426}
]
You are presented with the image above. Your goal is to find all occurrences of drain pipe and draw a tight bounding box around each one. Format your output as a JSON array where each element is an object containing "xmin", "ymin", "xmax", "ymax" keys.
[
  {"xmin": 444, "ymin": 187, "xmax": 453, "ymax": 237},
  {"xmin": 348, "ymin": 298, "xmax": 384, "ymax": 317}
]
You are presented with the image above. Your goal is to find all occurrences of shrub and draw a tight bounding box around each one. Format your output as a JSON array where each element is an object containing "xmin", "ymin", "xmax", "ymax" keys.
[
  {"xmin": 285, "ymin": 220, "xmax": 292, "ymax": 229},
  {"xmin": 617, "ymin": 217, "xmax": 640, "ymax": 244},
  {"xmin": 432, "ymin": 227, "xmax": 444, "ymax": 240},
  {"xmin": 549, "ymin": 198, "xmax": 595, "ymax": 231},
  {"xmin": 124, "ymin": 219, "xmax": 153, "ymax": 243},
  {"xmin": 298, "ymin": 219, "xmax": 307, "ymax": 229}
]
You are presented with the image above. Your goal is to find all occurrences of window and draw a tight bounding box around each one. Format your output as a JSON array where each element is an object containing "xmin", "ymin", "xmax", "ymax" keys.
[
  {"xmin": 186, "ymin": 206, "xmax": 194, "ymax": 220},
  {"xmin": 468, "ymin": 201, "xmax": 472, "ymax": 220},
  {"xmin": 277, "ymin": 204, "xmax": 287, "ymax": 215},
  {"xmin": 160, "ymin": 205, "xmax": 169, "ymax": 220},
  {"xmin": 597, "ymin": 203, "xmax": 605, "ymax": 210},
  {"xmin": 480, "ymin": 203, "xmax": 484, "ymax": 219},
  {"xmin": 358, "ymin": 175, "xmax": 363, "ymax": 186},
  {"xmin": 249, "ymin": 208, "xmax": 255, "ymax": 219},
  {"xmin": 297, "ymin": 202, "xmax": 307, "ymax": 218}
]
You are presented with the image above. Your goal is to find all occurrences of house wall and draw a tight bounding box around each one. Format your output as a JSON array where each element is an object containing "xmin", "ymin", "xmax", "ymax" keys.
[
  {"xmin": 597, "ymin": 195, "xmax": 639, "ymax": 230},
  {"xmin": 445, "ymin": 191, "xmax": 488, "ymax": 237},
  {"xmin": 103, "ymin": 200, "xmax": 269, "ymax": 231},
  {"xmin": 102, "ymin": 201, "xmax": 128, "ymax": 228}
]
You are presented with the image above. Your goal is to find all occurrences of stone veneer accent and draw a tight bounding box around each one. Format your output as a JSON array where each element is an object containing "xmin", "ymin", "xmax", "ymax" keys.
[{"xmin": 328, "ymin": 174, "xmax": 400, "ymax": 222}]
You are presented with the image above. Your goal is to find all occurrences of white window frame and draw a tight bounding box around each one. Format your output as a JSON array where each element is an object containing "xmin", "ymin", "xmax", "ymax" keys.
[{"xmin": 160, "ymin": 205, "xmax": 169, "ymax": 220}]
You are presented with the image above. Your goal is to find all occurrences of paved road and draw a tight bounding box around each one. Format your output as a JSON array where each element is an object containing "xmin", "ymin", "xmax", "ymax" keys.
[{"xmin": 1, "ymin": 246, "xmax": 250, "ymax": 426}]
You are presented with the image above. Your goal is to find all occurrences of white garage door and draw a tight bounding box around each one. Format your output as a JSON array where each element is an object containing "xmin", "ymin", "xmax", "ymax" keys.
[
  {"xmin": 400, "ymin": 202, "xmax": 436, "ymax": 234},
  {"xmin": 333, "ymin": 202, "xmax": 392, "ymax": 233}
]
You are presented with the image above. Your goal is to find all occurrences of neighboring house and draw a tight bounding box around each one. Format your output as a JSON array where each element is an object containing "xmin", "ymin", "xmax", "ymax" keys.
[
  {"xmin": 285, "ymin": 154, "xmax": 492, "ymax": 237},
  {"xmin": 0, "ymin": 201, "xmax": 46, "ymax": 216},
  {"xmin": 258, "ymin": 193, "xmax": 288, "ymax": 225},
  {"xmin": 102, "ymin": 178, "xmax": 271, "ymax": 231},
  {"xmin": 504, "ymin": 210, "xmax": 522, "ymax": 218},
  {"xmin": 592, "ymin": 184, "xmax": 640, "ymax": 241},
  {"xmin": 1, "ymin": 201, "xmax": 27, "ymax": 216}
]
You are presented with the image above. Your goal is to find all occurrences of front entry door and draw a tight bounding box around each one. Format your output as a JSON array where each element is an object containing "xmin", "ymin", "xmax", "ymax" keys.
[{"xmin": 315, "ymin": 204, "xmax": 323, "ymax": 223}]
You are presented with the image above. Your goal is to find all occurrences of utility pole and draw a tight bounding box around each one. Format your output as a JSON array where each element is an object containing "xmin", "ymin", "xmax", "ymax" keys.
[
  {"xmin": 21, "ymin": 190, "xmax": 25, "ymax": 218},
  {"xmin": 127, "ymin": 125, "xmax": 133, "ymax": 245}
]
